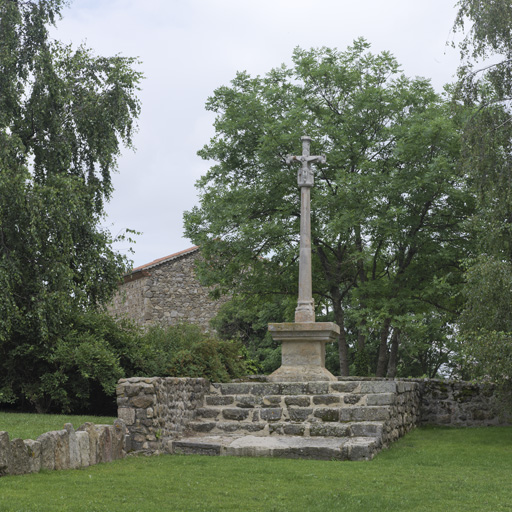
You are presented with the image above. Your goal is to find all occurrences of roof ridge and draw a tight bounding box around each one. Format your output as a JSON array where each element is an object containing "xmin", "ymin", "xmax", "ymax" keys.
[{"xmin": 130, "ymin": 246, "xmax": 199, "ymax": 273}]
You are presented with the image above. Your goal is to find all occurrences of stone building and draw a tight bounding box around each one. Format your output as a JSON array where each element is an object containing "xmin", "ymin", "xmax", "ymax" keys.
[{"xmin": 108, "ymin": 246, "xmax": 226, "ymax": 330}]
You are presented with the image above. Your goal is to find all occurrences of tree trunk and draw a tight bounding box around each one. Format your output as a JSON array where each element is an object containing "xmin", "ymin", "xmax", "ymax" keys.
[
  {"xmin": 386, "ymin": 328, "xmax": 400, "ymax": 378},
  {"xmin": 333, "ymin": 301, "xmax": 349, "ymax": 376},
  {"xmin": 375, "ymin": 318, "xmax": 391, "ymax": 377}
]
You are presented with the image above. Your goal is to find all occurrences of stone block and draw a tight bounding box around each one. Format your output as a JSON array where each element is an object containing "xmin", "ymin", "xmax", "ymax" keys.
[
  {"xmin": 343, "ymin": 394, "xmax": 361, "ymax": 405},
  {"xmin": 359, "ymin": 381, "xmax": 397, "ymax": 394},
  {"xmin": 313, "ymin": 408, "xmax": 340, "ymax": 422},
  {"xmin": 235, "ymin": 396, "xmax": 262, "ymax": 408},
  {"xmin": 285, "ymin": 396, "xmax": 310, "ymax": 407},
  {"xmin": 339, "ymin": 406, "xmax": 390, "ymax": 422},
  {"xmin": 310, "ymin": 424, "xmax": 348, "ymax": 437},
  {"xmin": 54, "ymin": 430, "xmax": 70, "ymax": 471},
  {"xmin": 219, "ymin": 383, "xmax": 251, "ymax": 395},
  {"xmin": 349, "ymin": 422, "xmax": 384, "ymax": 437},
  {"xmin": 112, "ymin": 420, "xmax": 127, "ymax": 459},
  {"xmin": 76, "ymin": 431, "xmax": 90, "ymax": 467},
  {"xmin": 24, "ymin": 439, "xmax": 41, "ymax": 473},
  {"xmin": 95, "ymin": 425, "xmax": 113, "ymax": 463},
  {"xmin": 65, "ymin": 424, "xmax": 81, "ymax": 469},
  {"xmin": 205, "ymin": 395, "xmax": 234, "ymax": 406},
  {"xmin": 118, "ymin": 407, "xmax": 136, "ymax": 425},
  {"xmin": 222, "ymin": 409, "xmax": 249, "ymax": 421},
  {"xmin": 37, "ymin": 432, "xmax": 56, "ymax": 471},
  {"xmin": 330, "ymin": 381, "xmax": 358, "ymax": 393},
  {"xmin": 0, "ymin": 431, "xmax": 11, "ymax": 476},
  {"xmin": 260, "ymin": 408, "xmax": 282, "ymax": 421},
  {"xmin": 283, "ymin": 424, "xmax": 306, "ymax": 436},
  {"xmin": 288, "ymin": 408, "xmax": 313, "ymax": 422},
  {"xmin": 366, "ymin": 393, "xmax": 396, "ymax": 406},
  {"xmin": 131, "ymin": 394, "xmax": 154, "ymax": 408},
  {"xmin": 77, "ymin": 423, "xmax": 99, "ymax": 466},
  {"xmin": 190, "ymin": 422, "xmax": 215, "ymax": 433},
  {"xmin": 197, "ymin": 408, "xmax": 219, "ymax": 419},
  {"xmin": 306, "ymin": 382, "xmax": 330, "ymax": 395},
  {"xmin": 262, "ymin": 396, "xmax": 281, "ymax": 407},
  {"xmin": 312, "ymin": 395, "xmax": 340, "ymax": 405},
  {"xmin": 279, "ymin": 383, "xmax": 307, "ymax": 395},
  {"xmin": 9, "ymin": 438, "xmax": 30, "ymax": 475}
]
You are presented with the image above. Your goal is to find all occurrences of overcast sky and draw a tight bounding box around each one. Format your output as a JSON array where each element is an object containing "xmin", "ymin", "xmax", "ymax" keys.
[{"xmin": 52, "ymin": 0, "xmax": 463, "ymax": 268}]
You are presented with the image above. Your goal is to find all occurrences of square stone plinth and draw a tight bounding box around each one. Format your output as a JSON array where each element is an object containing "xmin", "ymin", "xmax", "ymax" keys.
[{"xmin": 268, "ymin": 322, "xmax": 339, "ymax": 382}]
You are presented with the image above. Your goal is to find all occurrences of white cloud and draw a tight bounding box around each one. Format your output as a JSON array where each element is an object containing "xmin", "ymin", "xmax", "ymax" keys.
[{"xmin": 52, "ymin": 0, "xmax": 462, "ymax": 267}]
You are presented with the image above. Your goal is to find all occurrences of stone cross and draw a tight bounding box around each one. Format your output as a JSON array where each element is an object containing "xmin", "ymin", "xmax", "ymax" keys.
[{"xmin": 286, "ymin": 136, "xmax": 326, "ymax": 323}]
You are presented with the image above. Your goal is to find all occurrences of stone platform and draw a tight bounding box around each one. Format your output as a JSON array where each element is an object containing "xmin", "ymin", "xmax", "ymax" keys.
[{"xmin": 170, "ymin": 379, "xmax": 420, "ymax": 461}]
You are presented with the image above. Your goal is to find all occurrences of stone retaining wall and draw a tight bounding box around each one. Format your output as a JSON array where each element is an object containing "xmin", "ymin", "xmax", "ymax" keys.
[
  {"xmin": 337, "ymin": 376, "xmax": 509, "ymax": 427},
  {"xmin": 116, "ymin": 376, "xmax": 509, "ymax": 456},
  {"xmin": 0, "ymin": 420, "xmax": 128, "ymax": 477},
  {"xmin": 416, "ymin": 379, "xmax": 508, "ymax": 426},
  {"xmin": 116, "ymin": 377, "xmax": 210, "ymax": 452}
]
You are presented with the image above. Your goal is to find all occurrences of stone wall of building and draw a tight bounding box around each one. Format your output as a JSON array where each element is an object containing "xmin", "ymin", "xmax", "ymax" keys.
[
  {"xmin": 108, "ymin": 249, "xmax": 227, "ymax": 331},
  {"xmin": 0, "ymin": 421, "xmax": 128, "ymax": 477},
  {"xmin": 109, "ymin": 273, "xmax": 148, "ymax": 324}
]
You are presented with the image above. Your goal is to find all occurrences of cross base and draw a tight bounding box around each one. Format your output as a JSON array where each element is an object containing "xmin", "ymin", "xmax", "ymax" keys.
[{"xmin": 267, "ymin": 322, "xmax": 340, "ymax": 382}]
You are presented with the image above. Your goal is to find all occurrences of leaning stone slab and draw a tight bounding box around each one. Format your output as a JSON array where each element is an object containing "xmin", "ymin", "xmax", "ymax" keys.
[
  {"xmin": 95, "ymin": 425, "xmax": 113, "ymax": 463},
  {"xmin": 76, "ymin": 431, "xmax": 90, "ymax": 467},
  {"xmin": 53, "ymin": 430, "xmax": 70, "ymax": 471},
  {"xmin": 37, "ymin": 431, "xmax": 56, "ymax": 471},
  {"xmin": 24, "ymin": 439, "xmax": 41, "ymax": 473},
  {"xmin": 9, "ymin": 438, "xmax": 29, "ymax": 475},
  {"xmin": 112, "ymin": 420, "xmax": 127, "ymax": 460},
  {"xmin": 78, "ymin": 423, "xmax": 99, "ymax": 466},
  {"xmin": 0, "ymin": 431, "xmax": 11, "ymax": 476},
  {"xmin": 64, "ymin": 424, "xmax": 80, "ymax": 469}
]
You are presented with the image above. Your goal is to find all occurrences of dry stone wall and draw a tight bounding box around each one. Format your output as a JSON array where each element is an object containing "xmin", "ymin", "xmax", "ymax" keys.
[
  {"xmin": 416, "ymin": 379, "xmax": 509, "ymax": 426},
  {"xmin": 116, "ymin": 377, "xmax": 210, "ymax": 453},
  {"xmin": 108, "ymin": 249, "xmax": 227, "ymax": 331},
  {"xmin": 0, "ymin": 421, "xmax": 127, "ymax": 477},
  {"xmin": 339, "ymin": 377, "xmax": 509, "ymax": 427}
]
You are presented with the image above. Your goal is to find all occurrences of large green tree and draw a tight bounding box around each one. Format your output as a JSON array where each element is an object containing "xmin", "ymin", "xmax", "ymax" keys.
[
  {"xmin": 184, "ymin": 41, "xmax": 474, "ymax": 377},
  {"xmin": 454, "ymin": 0, "xmax": 512, "ymax": 396},
  {"xmin": 0, "ymin": 0, "xmax": 142, "ymax": 411}
]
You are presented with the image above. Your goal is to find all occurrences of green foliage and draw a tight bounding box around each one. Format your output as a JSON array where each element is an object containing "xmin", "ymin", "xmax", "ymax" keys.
[
  {"xmin": 211, "ymin": 294, "xmax": 292, "ymax": 375},
  {"xmin": 138, "ymin": 323, "xmax": 247, "ymax": 383},
  {"xmin": 0, "ymin": 0, "xmax": 142, "ymax": 412},
  {"xmin": 185, "ymin": 41, "xmax": 473, "ymax": 377},
  {"xmin": 453, "ymin": 1, "xmax": 512, "ymax": 402}
]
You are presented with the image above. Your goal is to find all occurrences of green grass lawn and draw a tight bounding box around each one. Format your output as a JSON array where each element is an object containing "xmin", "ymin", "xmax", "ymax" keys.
[
  {"xmin": 0, "ymin": 412, "xmax": 116, "ymax": 440},
  {"xmin": 0, "ymin": 426, "xmax": 510, "ymax": 512}
]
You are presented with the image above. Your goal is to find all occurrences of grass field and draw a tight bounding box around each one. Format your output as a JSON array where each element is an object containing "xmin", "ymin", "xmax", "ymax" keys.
[
  {"xmin": 0, "ymin": 412, "xmax": 116, "ymax": 440},
  {"xmin": 0, "ymin": 426, "xmax": 510, "ymax": 511}
]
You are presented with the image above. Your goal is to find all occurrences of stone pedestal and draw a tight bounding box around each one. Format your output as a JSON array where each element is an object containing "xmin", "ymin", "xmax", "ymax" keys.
[{"xmin": 267, "ymin": 322, "xmax": 340, "ymax": 382}]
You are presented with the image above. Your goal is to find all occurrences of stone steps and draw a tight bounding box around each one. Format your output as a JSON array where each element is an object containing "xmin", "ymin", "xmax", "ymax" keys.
[
  {"xmin": 168, "ymin": 379, "xmax": 420, "ymax": 461},
  {"xmin": 172, "ymin": 434, "xmax": 380, "ymax": 461},
  {"xmin": 194, "ymin": 404, "xmax": 393, "ymax": 423},
  {"xmin": 188, "ymin": 419, "xmax": 384, "ymax": 438}
]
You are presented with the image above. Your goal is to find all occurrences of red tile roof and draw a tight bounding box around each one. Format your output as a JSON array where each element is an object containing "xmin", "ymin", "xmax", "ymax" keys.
[{"xmin": 130, "ymin": 246, "xmax": 199, "ymax": 273}]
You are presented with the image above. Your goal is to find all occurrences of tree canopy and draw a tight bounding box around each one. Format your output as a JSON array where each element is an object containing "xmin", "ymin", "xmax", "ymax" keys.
[
  {"xmin": 184, "ymin": 40, "xmax": 474, "ymax": 377},
  {"xmin": 0, "ymin": 0, "xmax": 142, "ymax": 411},
  {"xmin": 453, "ymin": 0, "xmax": 512, "ymax": 401}
]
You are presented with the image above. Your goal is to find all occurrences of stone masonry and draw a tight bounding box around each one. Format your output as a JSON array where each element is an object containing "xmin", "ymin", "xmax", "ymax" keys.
[
  {"xmin": 0, "ymin": 421, "xmax": 128, "ymax": 477},
  {"xmin": 116, "ymin": 376, "xmax": 510, "ymax": 461},
  {"xmin": 108, "ymin": 247, "xmax": 227, "ymax": 330}
]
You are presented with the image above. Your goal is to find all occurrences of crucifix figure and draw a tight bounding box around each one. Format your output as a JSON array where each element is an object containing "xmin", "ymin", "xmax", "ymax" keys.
[{"xmin": 286, "ymin": 136, "xmax": 326, "ymax": 323}]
